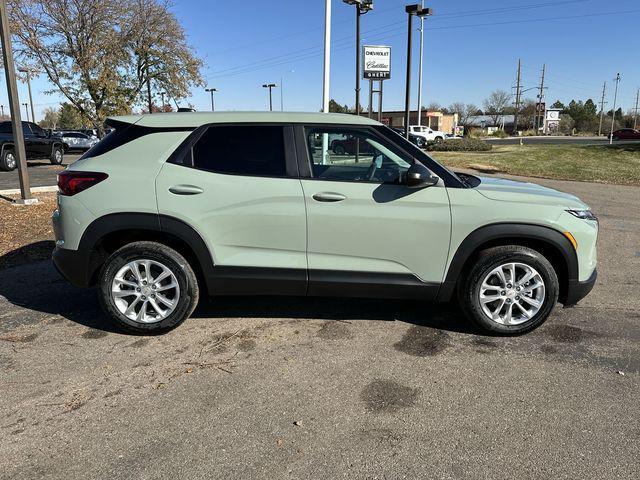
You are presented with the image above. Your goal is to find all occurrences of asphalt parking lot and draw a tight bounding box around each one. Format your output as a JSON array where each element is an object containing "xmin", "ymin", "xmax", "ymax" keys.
[
  {"xmin": 0, "ymin": 155, "xmax": 82, "ymax": 191},
  {"xmin": 0, "ymin": 175, "xmax": 638, "ymax": 479}
]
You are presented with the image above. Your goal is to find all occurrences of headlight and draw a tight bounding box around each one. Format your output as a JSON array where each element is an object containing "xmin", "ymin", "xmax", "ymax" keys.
[{"xmin": 566, "ymin": 209, "xmax": 597, "ymax": 221}]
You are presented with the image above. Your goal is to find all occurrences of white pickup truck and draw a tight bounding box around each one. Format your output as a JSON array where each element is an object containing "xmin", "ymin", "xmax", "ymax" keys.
[{"xmin": 408, "ymin": 125, "xmax": 446, "ymax": 143}]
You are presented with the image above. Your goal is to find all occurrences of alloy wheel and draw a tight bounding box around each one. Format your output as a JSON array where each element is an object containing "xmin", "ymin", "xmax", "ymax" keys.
[
  {"xmin": 478, "ymin": 262, "xmax": 545, "ymax": 325},
  {"xmin": 6, "ymin": 152, "xmax": 16, "ymax": 169},
  {"xmin": 110, "ymin": 259, "xmax": 180, "ymax": 324}
]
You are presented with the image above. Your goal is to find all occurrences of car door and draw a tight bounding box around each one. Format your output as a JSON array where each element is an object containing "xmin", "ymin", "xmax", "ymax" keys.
[
  {"xmin": 21, "ymin": 122, "xmax": 38, "ymax": 157},
  {"xmin": 28, "ymin": 123, "xmax": 50, "ymax": 157},
  {"xmin": 155, "ymin": 123, "xmax": 307, "ymax": 295},
  {"xmin": 298, "ymin": 125, "xmax": 451, "ymax": 298}
]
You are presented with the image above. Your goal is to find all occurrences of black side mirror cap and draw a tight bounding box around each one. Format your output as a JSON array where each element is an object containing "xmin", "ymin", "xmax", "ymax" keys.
[{"xmin": 406, "ymin": 162, "xmax": 439, "ymax": 188}]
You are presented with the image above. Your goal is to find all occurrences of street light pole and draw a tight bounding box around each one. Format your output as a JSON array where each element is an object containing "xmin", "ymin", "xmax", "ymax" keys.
[
  {"xmin": 205, "ymin": 88, "xmax": 217, "ymax": 111},
  {"xmin": 262, "ymin": 83, "xmax": 277, "ymax": 111},
  {"xmin": 0, "ymin": 0, "xmax": 32, "ymax": 202},
  {"xmin": 159, "ymin": 91, "xmax": 166, "ymax": 111},
  {"xmin": 343, "ymin": 1, "xmax": 373, "ymax": 116},
  {"xmin": 22, "ymin": 102, "xmax": 29, "ymax": 121},
  {"xmin": 403, "ymin": 4, "xmax": 432, "ymax": 139},
  {"xmin": 416, "ymin": 0, "xmax": 425, "ymax": 127},
  {"xmin": 322, "ymin": 0, "xmax": 331, "ymax": 113}
]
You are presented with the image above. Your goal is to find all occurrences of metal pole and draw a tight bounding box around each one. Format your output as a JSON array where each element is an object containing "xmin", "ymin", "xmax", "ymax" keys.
[
  {"xmin": 0, "ymin": 105, "xmax": 4, "ymax": 117},
  {"xmin": 22, "ymin": 102, "xmax": 29, "ymax": 121},
  {"xmin": 368, "ymin": 79, "xmax": 373, "ymax": 118},
  {"xmin": 403, "ymin": 10, "xmax": 413, "ymax": 139},
  {"xmin": 322, "ymin": 0, "xmax": 331, "ymax": 113},
  {"xmin": 535, "ymin": 64, "xmax": 545, "ymax": 134},
  {"xmin": 355, "ymin": 5, "xmax": 361, "ymax": 115},
  {"xmin": 0, "ymin": 0, "xmax": 32, "ymax": 201},
  {"xmin": 598, "ymin": 81, "xmax": 607, "ymax": 136},
  {"xmin": 269, "ymin": 86, "xmax": 273, "ymax": 112},
  {"xmin": 378, "ymin": 80, "xmax": 383, "ymax": 123},
  {"xmin": 610, "ymin": 73, "xmax": 620, "ymax": 145},
  {"xmin": 633, "ymin": 88, "xmax": 639, "ymax": 130},
  {"xmin": 146, "ymin": 62, "xmax": 153, "ymax": 113},
  {"xmin": 416, "ymin": 0, "xmax": 424, "ymax": 127},
  {"xmin": 160, "ymin": 92, "xmax": 165, "ymax": 111},
  {"xmin": 211, "ymin": 90, "xmax": 215, "ymax": 112}
]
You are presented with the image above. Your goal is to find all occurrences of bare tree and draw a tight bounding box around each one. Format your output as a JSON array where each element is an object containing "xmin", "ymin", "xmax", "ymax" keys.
[
  {"xmin": 39, "ymin": 106, "xmax": 59, "ymax": 129},
  {"xmin": 449, "ymin": 102, "xmax": 478, "ymax": 126},
  {"xmin": 483, "ymin": 90, "xmax": 511, "ymax": 128},
  {"xmin": 8, "ymin": 0, "xmax": 204, "ymax": 131}
]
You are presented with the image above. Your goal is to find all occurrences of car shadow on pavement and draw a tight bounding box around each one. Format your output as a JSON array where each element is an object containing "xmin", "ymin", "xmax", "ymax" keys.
[{"xmin": 0, "ymin": 247, "xmax": 476, "ymax": 336}]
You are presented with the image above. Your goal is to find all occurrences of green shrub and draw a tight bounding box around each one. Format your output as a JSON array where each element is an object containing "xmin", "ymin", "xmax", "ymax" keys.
[
  {"xmin": 426, "ymin": 138, "xmax": 492, "ymax": 152},
  {"xmin": 466, "ymin": 128, "xmax": 485, "ymax": 139},
  {"xmin": 490, "ymin": 129, "xmax": 508, "ymax": 138}
]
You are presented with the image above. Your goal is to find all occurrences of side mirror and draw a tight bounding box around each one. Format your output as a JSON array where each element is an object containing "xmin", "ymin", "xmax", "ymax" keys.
[{"xmin": 406, "ymin": 162, "xmax": 439, "ymax": 189}]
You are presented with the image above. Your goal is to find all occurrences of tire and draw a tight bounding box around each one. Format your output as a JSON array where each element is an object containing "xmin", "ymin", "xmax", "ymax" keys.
[
  {"xmin": 0, "ymin": 148, "xmax": 17, "ymax": 171},
  {"xmin": 332, "ymin": 144, "xmax": 346, "ymax": 155},
  {"xmin": 457, "ymin": 245, "xmax": 559, "ymax": 335},
  {"xmin": 50, "ymin": 145, "xmax": 64, "ymax": 165},
  {"xmin": 434, "ymin": 136, "xmax": 444, "ymax": 144},
  {"xmin": 98, "ymin": 241, "xmax": 200, "ymax": 334}
]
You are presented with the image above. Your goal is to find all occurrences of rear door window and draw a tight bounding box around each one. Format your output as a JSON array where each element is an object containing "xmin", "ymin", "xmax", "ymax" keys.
[{"xmin": 191, "ymin": 126, "xmax": 287, "ymax": 177}]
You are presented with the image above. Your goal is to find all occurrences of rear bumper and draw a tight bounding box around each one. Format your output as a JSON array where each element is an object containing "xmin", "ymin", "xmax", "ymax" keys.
[
  {"xmin": 563, "ymin": 269, "xmax": 597, "ymax": 307},
  {"xmin": 52, "ymin": 246, "xmax": 91, "ymax": 287}
]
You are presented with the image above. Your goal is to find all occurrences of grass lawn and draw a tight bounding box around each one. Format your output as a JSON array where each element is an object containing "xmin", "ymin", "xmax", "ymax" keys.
[{"xmin": 430, "ymin": 143, "xmax": 640, "ymax": 186}]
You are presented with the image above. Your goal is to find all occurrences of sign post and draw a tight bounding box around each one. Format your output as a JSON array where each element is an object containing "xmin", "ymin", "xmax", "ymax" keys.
[{"xmin": 363, "ymin": 45, "xmax": 390, "ymax": 121}]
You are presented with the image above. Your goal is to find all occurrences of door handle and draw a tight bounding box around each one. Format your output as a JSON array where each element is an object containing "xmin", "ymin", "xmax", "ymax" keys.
[
  {"xmin": 168, "ymin": 184, "xmax": 204, "ymax": 195},
  {"xmin": 312, "ymin": 192, "xmax": 346, "ymax": 202}
]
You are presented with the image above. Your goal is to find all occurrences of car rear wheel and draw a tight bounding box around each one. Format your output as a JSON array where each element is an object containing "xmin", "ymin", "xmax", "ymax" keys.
[
  {"xmin": 98, "ymin": 241, "xmax": 199, "ymax": 334},
  {"xmin": 50, "ymin": 145, "xmax": 64, "ymax": 165},
  {"xmin": 458, "ymin": 245, "xmax": 559, "ymax": 335},
  {"xmin": 332, "ymin": 144, "xmax": 346, "ymax": 155},
  {"xmin": 434, "ymin": 136, "xmax": 444, "ymax": 144},
  {"xmin": 0, "ymin": 149, "xmax": 17, "ymax": 171}
]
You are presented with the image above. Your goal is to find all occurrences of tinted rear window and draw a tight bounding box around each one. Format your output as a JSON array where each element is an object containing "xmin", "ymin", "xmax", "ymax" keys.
[{"xmin": 191, "ymin": 126, "xmax": 286, "ymax": 177}]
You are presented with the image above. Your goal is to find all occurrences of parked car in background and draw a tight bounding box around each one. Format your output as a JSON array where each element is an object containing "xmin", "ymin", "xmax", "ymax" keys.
[
  {"xmin": 330, "ymin": 134, "xmax": 375, "ymax": 155},
  {"xmin": 52, "ymin": 112, "xmax": 597, "ymax": 335},
  {"xmin": 391, "ymin": 127, "xmax": 427, "ymax": 147},
  {"xmin": 611, "ymin": 128, "xmax": 640, "ymax": 140},
  {"xmin": 445, "ymin": 133, "xmax": 463, "ymax": 140},
  {"xmin": 54, "ymin": 131, "xmax": 100, "ymax": 151},
  {"xmin": 0, "ymin": 121, "xmax": 65, "ymax": 171},
  {"xmin": 409, "ymin": 125, "xmax": 446, "ymax": 143}
]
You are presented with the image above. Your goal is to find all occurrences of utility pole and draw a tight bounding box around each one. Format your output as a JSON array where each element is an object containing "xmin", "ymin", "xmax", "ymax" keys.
[
  {"xmin": 0, "ymin": 105, "xmax": 4, "ymax": 117},
  {"xmin": 513, "ymin": 59, "xmax": 522, "ymax": 134},
  {"xmin": 609, "ymin": 73, "xmax": 620, "ymax": 145},
  {"xmin": 416, "ymin": 0, "xmax": 425, "ymax": 126},
  {"xmin": 322, "ymin": 0, "xmax": 331, "ymax": 113},
  {"xmin": 633, "ymin": 88, "xmax": 639, "ymax": 130},
  {"xmin": 205, "ymin": 87, "xmax": 217, "ymax": 111},
  {"xmin": 0, "ymin": 0, "xmax": 33, "ymax": 202},
  {"xmin": 598, "ymin": 81, "xmax": 607, "ymax": 136},
  {"xmin": 262, "ymin": 83, "xmax": 277, "ymax": 111},
  {"xmin": 534, "ymin": 64, "xmax": 545, "ymax": 134},
  {"xmin": 18, "ymin": 67, "xmax": 36, "ymax": 124}
]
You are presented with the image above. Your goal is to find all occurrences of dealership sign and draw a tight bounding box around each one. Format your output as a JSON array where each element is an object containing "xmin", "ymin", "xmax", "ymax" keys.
[{"xmin": 363, "ymin": 45, "xmax": 391, "ymax": 80}]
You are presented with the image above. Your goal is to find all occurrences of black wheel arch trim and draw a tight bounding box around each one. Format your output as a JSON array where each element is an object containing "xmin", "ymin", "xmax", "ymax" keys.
[
  {"xmin": 437, "ymin": 223, "xmax": 579, "ymax": 302},
  {"xmin": 59, "ymin": 212, "xmax": 216, "ymax": 291}
]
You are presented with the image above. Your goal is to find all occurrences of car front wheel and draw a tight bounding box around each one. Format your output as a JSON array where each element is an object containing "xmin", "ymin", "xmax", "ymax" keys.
[
  {"xmin": 458, "ymin": 245, "xmax": 559, "ymax": 335},
  {"xmin": 98, "ymin": 241, "xmax": 200, "ymax": 334}
]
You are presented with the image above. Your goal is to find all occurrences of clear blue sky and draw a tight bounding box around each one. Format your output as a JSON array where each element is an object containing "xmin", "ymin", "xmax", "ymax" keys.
[{"xmin": 7, "ymin": 0, "xmax": 640, "ymax": 121}]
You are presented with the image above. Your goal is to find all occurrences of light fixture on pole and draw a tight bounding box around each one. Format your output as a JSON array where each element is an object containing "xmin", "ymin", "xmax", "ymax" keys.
[
  {"xmin": 403, "ymin": 4, "xmax": 432, "ymax": 138},
  {"xmin": 262, "ymin": 83, "xmax": 278, "ymax": 112},
  {"xmin": 343, "ymin": 0, "xmax": 373, "ymax": 115},
  {"xmin": 22, "ymin": 102, "xmax": 29, "ymax": 121},
  {"xmin": 18, "ymin": 67, "xmax": 36, "ymax": 124},
  {"xmin": 205, "ymin": 87, "xmax": 218, "ymax": 112}
]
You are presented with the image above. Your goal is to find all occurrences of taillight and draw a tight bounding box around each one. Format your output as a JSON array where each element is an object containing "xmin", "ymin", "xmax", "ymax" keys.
[{"xmin": 57, "ymin": 171, "xmax": 108, "ymax": 196}]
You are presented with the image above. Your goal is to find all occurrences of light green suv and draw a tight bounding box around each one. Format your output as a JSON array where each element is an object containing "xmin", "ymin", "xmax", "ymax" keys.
[{"xmin": 52, "ymin": 112, "xmax": 598, "ymax": 334}]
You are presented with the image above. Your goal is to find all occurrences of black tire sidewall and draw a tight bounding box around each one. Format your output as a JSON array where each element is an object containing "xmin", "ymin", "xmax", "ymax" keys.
[
  {"xmin": 98, "ymin": 242, "xmax": 199, "ymax": 334},
  {"xmin": 459, "ymin": 247, "xmax": 559, "ymax": 335},
  {"xmin": 334, "ymin": 145, "xmax": 346, "ymax": 155}
]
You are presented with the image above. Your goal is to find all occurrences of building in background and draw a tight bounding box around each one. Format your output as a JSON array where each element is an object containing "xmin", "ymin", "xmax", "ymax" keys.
[{"xmin": 374, "ymin": 110, "xmax": 458, "ymax": 133}]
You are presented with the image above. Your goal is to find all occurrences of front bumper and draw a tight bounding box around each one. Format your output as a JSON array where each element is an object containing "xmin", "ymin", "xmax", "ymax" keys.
[
  {"xmin": 563, "ymin": 268, "xmax": 597, "ymax": 307},
  {"xmin": 52, "ymin": 246, "xmax": 91, "ymax": 287}
]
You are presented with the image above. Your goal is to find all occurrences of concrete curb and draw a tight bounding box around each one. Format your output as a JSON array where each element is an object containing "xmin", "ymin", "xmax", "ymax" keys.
[{"xmin": 0, "ymin": 185, "xmax": 57, "ymax": 195}]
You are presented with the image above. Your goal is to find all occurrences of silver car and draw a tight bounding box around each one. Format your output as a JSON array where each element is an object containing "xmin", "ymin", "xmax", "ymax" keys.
[{"xmin": 56, "ymin": 131, "xmax": 99, "ymax": 151}]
